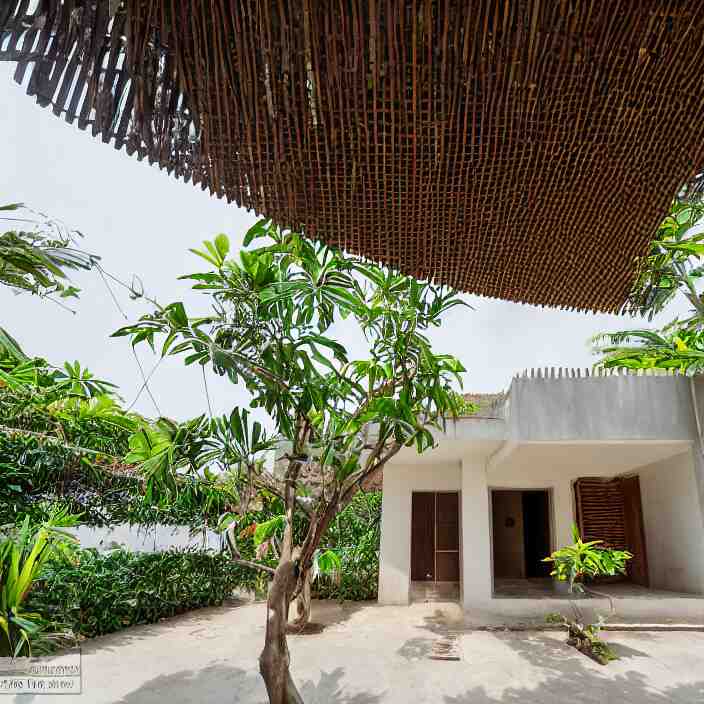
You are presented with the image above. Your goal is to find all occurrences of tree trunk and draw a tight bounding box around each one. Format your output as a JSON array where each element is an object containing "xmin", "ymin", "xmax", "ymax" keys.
[
  {"xmin": 289, "ymin": 567, "xmax": 311, "ymax": 631},
  {"xmin": 259, "ymin": 558, "xmax": 304, "ymax": 704}
]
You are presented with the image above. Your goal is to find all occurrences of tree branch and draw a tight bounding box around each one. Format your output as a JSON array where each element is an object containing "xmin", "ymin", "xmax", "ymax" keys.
[
  {"xmin": 0, "ymin": 424, "xmax": 122, "ymax": 462},
  {"xmin": 253, "ymin": 474, "xmax": 313, "ymax": 517},
  {"xmin": 340, "ymin": 440, "xmax": 402, "ymax": 507},
  {"xmin": 225, "ymin": 522, "xmax": 275, "ymax": 576},
  {"xmin": 233, "ymin": 557, "xmax": 276, "ymax": 576}
]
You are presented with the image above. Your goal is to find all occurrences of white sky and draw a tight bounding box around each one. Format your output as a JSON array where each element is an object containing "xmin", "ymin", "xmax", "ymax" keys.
[{"xmin": 0, "ymin": 63, "xmax": 688, "ymax": 422}]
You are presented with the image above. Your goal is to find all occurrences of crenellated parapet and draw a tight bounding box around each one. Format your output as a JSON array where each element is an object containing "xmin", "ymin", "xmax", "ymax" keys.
[{"xmin": 514, "ymin": 367, "xmax": 685, "ymax": 380}]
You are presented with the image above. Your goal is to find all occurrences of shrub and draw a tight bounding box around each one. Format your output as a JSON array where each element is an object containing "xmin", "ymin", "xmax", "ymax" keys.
[
  {"xmin": 0, "ymin": 508, "xmax": 79, "ymax": 656},
  {"xmin": 0, "ymin": 386, "xmax": 133, "ymax": 457},
  {"xmin": 314, "ymin": 492, "xmax": 381, "ymax": 601},
  {"xmin": 0, "ymin": 430, "xmax": 137, "ymax": 525},
  {"xmin": 542, "ymin": 524, "xmax": 632, "ymax": 593},
  {"xmin": 542, "ymin": 525, "xmax": 632, "ymax": 666},
  {"xmin": 220, "ymin": 491, "xmax": 382, "ymax": 602},
  {"xmin": 27, "ymin": 548, "xmax": 249, "ymax": 639},
  {"xmin": 19, "ymin": 493, "xmax": 381, "ymax": 650}
]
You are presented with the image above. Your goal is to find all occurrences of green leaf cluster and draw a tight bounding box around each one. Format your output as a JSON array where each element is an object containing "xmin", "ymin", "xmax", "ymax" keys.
[
  {"xmin": 542, "ymin": 524, "xmax": 632, "ymax": 594},
  {"xmin": 595, "ymin": 197, "xmax": 704, "ymax": 374},
  {"xmin": 0, "ymin": 337, "xmax": 135, "ymax": 456},
  {"xmin": 313, "ymin": 492, "xmax": 382, "ymax": 601},
  {"xmin": 114, "ymin": 220, "xmax": 468, "ymax": 498},
  {"xmin": 0, "ymin": 507, "xmax": 79, "ymax": 656},
  {"xmin": 0, "ymin": 202, "xmax": 97, "ymax": 300}
]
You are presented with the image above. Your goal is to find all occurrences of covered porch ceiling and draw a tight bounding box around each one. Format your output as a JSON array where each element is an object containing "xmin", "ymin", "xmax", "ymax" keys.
[
  {"xmin": 389, "ymin": 437, "xmax": 691, "ymax": 473},
  {"xmin": 3, "ymin": 3, "xmax": 704, "ymax": 312},
  {"xmin": 488, "ymin": 440, "xmax": 692, "ymax": 479}
]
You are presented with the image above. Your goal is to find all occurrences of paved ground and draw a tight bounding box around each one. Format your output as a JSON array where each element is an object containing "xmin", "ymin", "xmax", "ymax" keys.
[{"xmin": 14, "ymin": 600, "xmax": 704, "ymax": 704}]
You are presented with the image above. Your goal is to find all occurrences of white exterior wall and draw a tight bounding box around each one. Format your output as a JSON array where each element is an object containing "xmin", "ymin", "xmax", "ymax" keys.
[
  {"xmin": 509, "ymin": 375, "xmax": 697, "ymax": 443},
  {"xmin": 638, "ymin": 450, "xmax": 704, "ymax": 594},
  {"xmin": 378, "ymin": 462, "xmax": 461, "ymax": 605},
  {"xmin": 377, "ymin": 374, "xmax": 704, "ymax": 611},
  {"xmin": 380, "ymin": 448, "xmax": 704, "ymax": 607},
  {"xmin": 380, "ymin": 453, "xmax": 597, "ymax": 607}
]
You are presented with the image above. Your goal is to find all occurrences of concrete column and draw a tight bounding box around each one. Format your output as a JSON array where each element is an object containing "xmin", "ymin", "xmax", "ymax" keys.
[
  {"xmin": 377, "ymin": 466, "xmax": 411, "ymax": 605},
  {"xmin": 461, "ymin": 458, "xmax": 492, "ymax": 608},
  {"xmin": 551, "ymin": 479, "xmax": 574, "ymax": 549}
]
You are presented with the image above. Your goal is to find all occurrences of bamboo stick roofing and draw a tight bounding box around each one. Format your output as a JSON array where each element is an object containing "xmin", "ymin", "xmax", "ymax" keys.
[{"xmin": 3, "ymin": 2, "xmax": 704, "ymax": 312}]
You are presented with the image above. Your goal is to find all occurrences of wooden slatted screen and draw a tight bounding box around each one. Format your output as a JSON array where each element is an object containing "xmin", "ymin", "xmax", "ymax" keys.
[
  {"xmin": 574, "ymin": 476, "xmax": 650, "ymax": 586},
  {"xmin": 6, "ymin": 3, "xmax": 704, "ymax": 312},
  {"xmin": 574, "ymin": 478, "xmax": 628, "ymax": 550},
  {"xmin": 620, "ymin": 476, "xmax": 650, "ymax": 587}
]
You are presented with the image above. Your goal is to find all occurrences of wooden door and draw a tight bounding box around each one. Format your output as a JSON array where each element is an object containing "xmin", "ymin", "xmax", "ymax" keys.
[
  {"xmin": 574, "ymin": 476, "xmax": 649, "ymax": 586},
  {"xmin": 411, "ymin": 492, "xmax": 435, "ymax": 581},
  {"xmin": 436, "ymin": 492, "xmax": 460, "ymax": 581},
  {"xmin": 411, "ymin": 492, "xmax": 460, "ymax": 582},
  {"xmin": 620, "ymin": 475, "xmax": 649, "ymax": 587}
]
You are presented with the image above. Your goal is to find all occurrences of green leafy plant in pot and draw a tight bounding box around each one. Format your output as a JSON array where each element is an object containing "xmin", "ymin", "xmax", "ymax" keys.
[{"xmin": 543, "ymin": 524, "xmax": 632, "ymax": 665}]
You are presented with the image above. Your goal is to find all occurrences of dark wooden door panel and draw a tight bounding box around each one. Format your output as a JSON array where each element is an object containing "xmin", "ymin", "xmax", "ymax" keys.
[
  {"xmin": 436, "ymin": 492, "xmax": 460, "ymax": 550},
  {"xmin": 620, "ymin": 475, "xmax": 649, "ymax": 587},
  {"xmin": 436, "ymin": 551, "xmax": 460, "ymax": 581},
  {"xmin": 411, "ymin": 492, "xmax": 435, "ymax": 581}
]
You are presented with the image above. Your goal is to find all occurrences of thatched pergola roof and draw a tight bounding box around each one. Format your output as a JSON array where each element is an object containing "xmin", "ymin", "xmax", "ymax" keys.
[{"xmin": 3, "ymin": 2, "xmax": 704, "ymax": 312}]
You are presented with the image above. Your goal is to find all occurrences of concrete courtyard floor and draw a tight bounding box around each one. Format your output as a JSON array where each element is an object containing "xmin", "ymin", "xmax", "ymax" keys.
[{"xmin": 17, "ymin": 600, "xmax": 704, "ymax": 704}]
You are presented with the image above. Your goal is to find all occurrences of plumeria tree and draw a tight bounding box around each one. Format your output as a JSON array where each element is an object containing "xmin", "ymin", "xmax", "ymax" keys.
[{"xmin": 114, "ymin": 220, "xmax": 467, "ymax": 703}]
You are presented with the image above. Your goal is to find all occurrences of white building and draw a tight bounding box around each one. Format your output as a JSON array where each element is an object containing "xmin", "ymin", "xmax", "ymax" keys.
[{"xmin": 378, "ymin": 369, "xmax": 704, "ymax": 621}]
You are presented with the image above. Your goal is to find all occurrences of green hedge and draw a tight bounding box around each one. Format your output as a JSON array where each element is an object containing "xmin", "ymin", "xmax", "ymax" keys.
[
  {"xmin": 27, "ymin": 548, "xmax": 249, "ymax": 639},
  {"xmin": 22, "ymin": 494, "xmax": 381, "ymax": 646},
  {"xmin": 18, "ymin": 495, "xmax": 381, "ymax": 646}
]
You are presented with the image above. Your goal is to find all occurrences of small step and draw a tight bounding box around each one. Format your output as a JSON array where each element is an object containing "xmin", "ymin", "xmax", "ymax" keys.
[{"xmin": 411, "ymin": 581, "xmax": 460, "ymax": 603}]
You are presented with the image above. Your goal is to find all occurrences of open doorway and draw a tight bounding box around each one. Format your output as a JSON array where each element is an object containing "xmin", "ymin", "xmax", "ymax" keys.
[{"xmin": 491, "ymin": 489, "xmax": 552, "ymax": 585}]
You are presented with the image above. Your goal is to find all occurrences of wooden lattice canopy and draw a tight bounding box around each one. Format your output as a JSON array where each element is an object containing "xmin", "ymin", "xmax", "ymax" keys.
[{"xmin": 3, "ymin": 2, "xmax": 704, "ymax": 312}]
